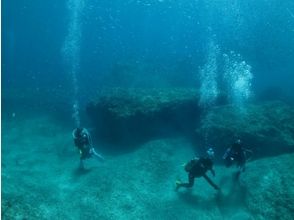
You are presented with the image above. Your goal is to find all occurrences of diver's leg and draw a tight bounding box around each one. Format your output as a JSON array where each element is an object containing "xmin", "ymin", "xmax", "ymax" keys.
[
  {"xmin": 240, "ymin": 162, "xmax": 246, "ymax": 172},
  {"xmin": 91, "ymin": 148, "xmax": 105, "ymax": 162},
  {"xmin": 235, "ymin": 163, "xmax": 245, "ymax": 180},
  {"xmin": 79, "ymin": 159, "xmax": 85, "ymax": 169},
  {"xmin": 176, "ymin": 174, "xmax": 195, "ymax": 189},
  {"xmin": 233, "ymin": 164, "xmax": 243, "ymax": 180},
  {"xmin": 235, "ymin": 160, "xmax": 245, "ymax": 176}
]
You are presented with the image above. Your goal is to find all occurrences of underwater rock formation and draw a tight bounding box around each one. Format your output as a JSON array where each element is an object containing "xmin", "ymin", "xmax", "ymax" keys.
[
  {"xmin": 196, "ymin": 101, "xmax": 294, "ymax": 158},
  {"xmin": 243, "ymin": 153, "xmax": 294, "ymax": 220},
  {"xmin": 86, "ymin": 88, "xmax": 205, "ymax": 150},
  {"xmin": 87, "ymin": 88, "xmax": 294, "ymax": 157}
]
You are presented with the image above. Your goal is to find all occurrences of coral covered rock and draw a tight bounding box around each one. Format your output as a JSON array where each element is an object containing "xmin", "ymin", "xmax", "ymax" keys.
[
  {"xmin": 86, "ymin": 88, "xmax": 204, "ymax": 150},
  {"xmin": 243, "ymin": 153, "xmax": 294, "ymax": 220},
  {"xmin": 196, "ymin": 101, "xmax": 294, "ymax": 158}
]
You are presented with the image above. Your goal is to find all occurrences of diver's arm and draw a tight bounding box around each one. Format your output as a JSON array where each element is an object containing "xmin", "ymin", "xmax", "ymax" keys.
[
  {"xmin": 88, "ymin": 133, "xmax": 93, "ymax": 147},
  {"xmin": 210, "ymin": 168, "xmax": 215, "ymax": 177},
  {"xmin": 223, "ymin": 148, "xmax": 230, "ymax": 159},
  {"xmin": 203, "ymin": 174, "xmax": 219, "ymax": 190},
  {"xmin": 72, "ymin": 129, "xmax": 78, "ymax": 147},
  {"xmin": 72, "ymin": 129, "xmax": 77, "ymax": 138}
]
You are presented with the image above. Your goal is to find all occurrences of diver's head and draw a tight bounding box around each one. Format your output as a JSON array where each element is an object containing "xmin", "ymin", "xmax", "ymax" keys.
[{"xmin": 206, "ymin": 147, "xmax": 215, "ymax": 159}]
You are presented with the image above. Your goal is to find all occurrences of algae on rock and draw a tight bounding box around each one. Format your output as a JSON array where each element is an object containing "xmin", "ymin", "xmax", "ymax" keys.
[{"xmin": 196, "ymin": 101, "xmax": 294, "ymax": 158}]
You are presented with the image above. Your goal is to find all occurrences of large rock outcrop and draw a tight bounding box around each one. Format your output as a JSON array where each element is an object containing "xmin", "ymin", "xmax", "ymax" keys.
[
  {"xmin": 87, "ymin": 88, "xmax": 294, "ymax": 157},
  {"xmin": 86, "ymin": 88, "xmax": 205, "ymax": 150},
  {"xmin": 195, "ymin": 101, "xmax": 294, "ymax": 159}
]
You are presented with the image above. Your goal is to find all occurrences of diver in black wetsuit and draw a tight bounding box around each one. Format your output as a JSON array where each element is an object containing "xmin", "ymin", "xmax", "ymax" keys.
[
  {"xmin": 72, "ymin": 127, "xmax": 104, "ymax": 169},
  {"xmin": 176, "ymin": 149, "xmax": 220, "ymax": 191},
  {"xmin": 223, "ymin": 139, "xmax": 248, "ymax": 177}
]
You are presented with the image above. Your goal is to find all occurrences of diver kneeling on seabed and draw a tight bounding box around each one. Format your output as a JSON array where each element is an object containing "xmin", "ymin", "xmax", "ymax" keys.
[
  {"xmin": 72, "ymin": 127, "xmax": 105, "ymax": 169},
  {"xmin": 176, "ymin": 148, "xmax": 220, "ymax": 191}
]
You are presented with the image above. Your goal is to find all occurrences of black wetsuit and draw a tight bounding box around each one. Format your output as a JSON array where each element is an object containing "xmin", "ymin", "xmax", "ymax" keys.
[
  {"xmin": 178, "ymin": 158, "xmax": 219, "ymax": 190},
  {"xmin": 224, "ymin": 142, "xmax": 246, "ymax": 170},
  {"xmin": 74, "ymin": 132, "xmax": 91, "ymax": 160}
]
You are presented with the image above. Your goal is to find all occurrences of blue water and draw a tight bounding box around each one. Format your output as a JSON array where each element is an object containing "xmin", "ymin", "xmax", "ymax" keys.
[{"xmin": 3, "ymin": 0, "xmax": 294, "ymax": 95}]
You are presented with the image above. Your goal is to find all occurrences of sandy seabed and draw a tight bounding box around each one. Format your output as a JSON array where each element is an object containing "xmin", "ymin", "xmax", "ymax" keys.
[{"xmin": 2, "ymin": 114, "xmax": 294, "ymax": 220}]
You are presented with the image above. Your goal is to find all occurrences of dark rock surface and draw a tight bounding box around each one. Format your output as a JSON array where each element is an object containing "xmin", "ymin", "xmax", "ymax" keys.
[
  {"xmin": 86, "ymin": 88, "xmax": 204, "ymax": 151},
  {"xmin": 87, "ymin": 88, "xmax": 294, "ymax": 157},
  {"xmin": 195, "ymin": 101, "xmax": 294, "ymax": 159}
]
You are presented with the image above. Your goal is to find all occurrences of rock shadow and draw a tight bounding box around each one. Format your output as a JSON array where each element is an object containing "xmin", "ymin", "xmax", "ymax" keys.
[
  {"xmin": 215, "ymin": 172, "xmax": 248, "ymax": 216},
  {"xmin": 176, "ymin": 189, "xmax": 219, "ymax": 211}
]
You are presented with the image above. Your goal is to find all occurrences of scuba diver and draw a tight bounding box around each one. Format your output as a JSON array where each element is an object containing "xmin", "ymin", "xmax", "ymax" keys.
[
  {"xmin": 223, "ymin": 139, "xmax": 252, "ymax": 177},
  {"xmin": 176, "ymin": 148, "xmax": 220, "ymax": 191},
  {"xmin": 72, "ymin": 127, "xmax": 104, "ymax": 169}
]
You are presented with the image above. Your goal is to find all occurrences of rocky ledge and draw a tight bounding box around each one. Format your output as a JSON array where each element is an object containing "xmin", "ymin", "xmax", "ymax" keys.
[
  {"xmin": 86, "ymin": 88, "xmax": 294, "ymax": 157},
  {"xmin": 86, "ymin": 88, "xmax": 205, "ymax": 150},
  {"xmin": 195, "ymin": 101, "xmax": 294, "ymax": 158}
]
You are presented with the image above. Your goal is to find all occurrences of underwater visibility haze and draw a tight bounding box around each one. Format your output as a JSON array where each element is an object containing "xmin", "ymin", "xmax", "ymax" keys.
[{"xmin": 2, "ymin": 0, "xmax": 294, "ymax": 219}]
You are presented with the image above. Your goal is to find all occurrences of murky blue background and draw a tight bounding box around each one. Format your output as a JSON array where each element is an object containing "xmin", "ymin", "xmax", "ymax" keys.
[{"xmin": 2, "ymin": 0, "xmax": 294, "ymax": 106}]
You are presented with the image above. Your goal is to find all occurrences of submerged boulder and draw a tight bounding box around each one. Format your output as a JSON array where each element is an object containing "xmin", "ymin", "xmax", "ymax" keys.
[
  {"xmin": 86, "ymin": 88, "xmax": 206, "ymax": 150},
  {"xmin": 243, "ymin": 153, "xmax": 294, "ymax": 220},
  {"xmin": 195, "ymin": 101, "xmax": 294, "ymax": 158}
]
